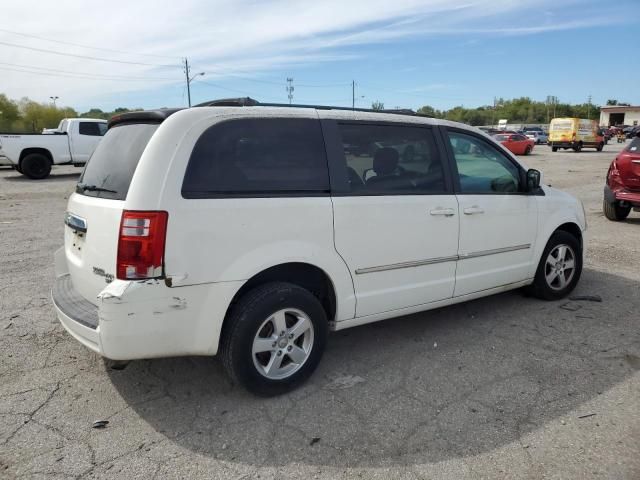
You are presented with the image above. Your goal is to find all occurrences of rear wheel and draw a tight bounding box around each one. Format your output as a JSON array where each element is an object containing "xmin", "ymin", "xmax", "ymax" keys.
[
  {"xmin": 603, "ymin": 199, "xmax": 631, "ymax": 221},
  {"xmin": 20, "ymin": 153, "xmax": 52, "ymax": 179},
  {"xmin": 220, "ymin": 282, "xmax": 328, "ymax": 396},
  {"xmin": 526, "ymin": 231, "xmax": 582, "ymax": 300}
]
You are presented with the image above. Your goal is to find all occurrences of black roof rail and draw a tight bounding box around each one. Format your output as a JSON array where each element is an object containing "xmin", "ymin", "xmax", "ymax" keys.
[{"xmin": 194, "ymin": 97, "xmax": 417, "ymax": 116}]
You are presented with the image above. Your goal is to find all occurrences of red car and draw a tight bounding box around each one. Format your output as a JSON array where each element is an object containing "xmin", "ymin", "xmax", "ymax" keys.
[
  {"xmin": 493, "ymin": 133, "xmax": 535, "ymax": 155},
  {"xmin": 603, "ymin": 134, "xmax": 640, "ymax": 221}
]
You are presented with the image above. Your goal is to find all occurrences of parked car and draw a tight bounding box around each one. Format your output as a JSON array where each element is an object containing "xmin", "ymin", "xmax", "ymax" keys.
[
  {"xmin": 52, "ymin": 101, "xmax": 587, "ymax": 395},
  {"xmin": 525, "ymin": 131, "xmax": 548, "ymax": 144},
  {"xmin": 0, "ymin": 118, "xmax": 107, "ymax": 179},
  {"xmin": 548, "ymin": 118, "xmax": 605, "ymax": 152},
  {"xmin": 603, "ymin": 133, "xmax": 640, "ymax": 221},
  {"xmin": 493, "ymin": 133, "xmax": 535, "ymax": 155}
]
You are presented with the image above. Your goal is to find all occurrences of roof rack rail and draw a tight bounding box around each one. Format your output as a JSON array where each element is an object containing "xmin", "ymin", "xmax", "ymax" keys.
[{"xmin": 194, "ymin": 97, "xmax": 417, "ymax": 116}]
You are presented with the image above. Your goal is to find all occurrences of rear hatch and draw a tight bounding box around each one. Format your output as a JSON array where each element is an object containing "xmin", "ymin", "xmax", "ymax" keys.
[
  {"xmin": 65, "ymin": 122, "xmax": 159, "ymax": 304},
  {"xmin": 618, "ymin": 137, "xmax": 640, "ymax": 191},
  {"xmin": 549, "ymin": 119, "xmax": 574, "ymax": 142}
]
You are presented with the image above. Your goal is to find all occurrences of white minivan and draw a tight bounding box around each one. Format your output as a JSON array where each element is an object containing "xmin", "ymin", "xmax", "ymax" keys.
[{"xmin": 52, "ymin": 100, "xmax": 587, "ymax": 395}]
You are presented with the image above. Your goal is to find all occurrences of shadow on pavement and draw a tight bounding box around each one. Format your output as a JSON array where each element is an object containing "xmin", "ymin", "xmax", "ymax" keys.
[
  {"xmin": 3, "ymin": 172, "xmax": 81, "ymax": 182},
  {"xmin": 108, "ymin": 268, "xmax": 640, "ymax": 467}
]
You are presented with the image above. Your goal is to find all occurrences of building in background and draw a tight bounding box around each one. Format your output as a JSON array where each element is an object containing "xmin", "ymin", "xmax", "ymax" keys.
[{"xmin": 600, "ymin": 105, "xmax": 640, "ymax": 127}]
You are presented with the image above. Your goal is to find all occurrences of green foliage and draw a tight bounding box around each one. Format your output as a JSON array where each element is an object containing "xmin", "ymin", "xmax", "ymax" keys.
[
  {"xmin": 0, "ymin": 92, "xmax": 143, "ymax": 132},
  {"xmin": 418, "ymin": 97, "xmax": 602, "ymax": 126},
  {"xmin": 371, "ymin": 100, "xmax": 385, "ymax": 111}
]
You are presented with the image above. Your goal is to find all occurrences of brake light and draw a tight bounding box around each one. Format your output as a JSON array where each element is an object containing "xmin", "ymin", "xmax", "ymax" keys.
[{"xmin": 117, "ymin": 210, "xmax": 168, "ymax": 280}]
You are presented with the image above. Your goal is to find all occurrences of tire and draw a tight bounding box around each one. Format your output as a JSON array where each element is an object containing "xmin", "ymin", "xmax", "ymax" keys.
[
  {"xmin": 552, "ymin": 147, "xmax": 558, "ymax": 152},
  {"xmin": 13, "ymin": 164, "xmax": 23, "ymax": 174},
  {"xmin": 20, "ymin": 153, "xmax": 52, "ymax": 179},
  {"xmin": 220, "ymin": 282, "xmax": 328, "ymax": 396},
  {"xmin": 524, "ymin": 146, "xmax": 532, "ymax": 155},
  {"xmin": 525, "ymin": 231, "xmax": 582, "ymax": 301},
  {"xmin": 603, "ymin": 198, "xmax": 631, "ymax": 221}
]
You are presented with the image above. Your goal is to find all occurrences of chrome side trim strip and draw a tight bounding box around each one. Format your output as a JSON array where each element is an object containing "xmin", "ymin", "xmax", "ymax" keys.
[
  {"xmin": 354, "ymin": 244, "xmax": 531, "ymax": 275},
  {"xmin": 355, "ymin": 255, "xmax": 458, "ymax": 275},
  {"xmin": 459, "ymin": 243, "xmax": 531, "ymax": 259}
]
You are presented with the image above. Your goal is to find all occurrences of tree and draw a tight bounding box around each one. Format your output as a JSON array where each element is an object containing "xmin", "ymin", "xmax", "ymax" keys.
[
  {"xmin": 371, "ymin": 100, "xmax": 384, "ymax": 111},
  {"xmin": 606, "ymin": 99, "xmax": 618, "ymax": 106},
  {"xmin": 0, "ymin": 94, "xmax": 20, "ymax": 131}
]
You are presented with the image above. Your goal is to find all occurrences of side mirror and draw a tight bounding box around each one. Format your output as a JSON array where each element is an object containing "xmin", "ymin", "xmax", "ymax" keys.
[{"xmin": 527, "ymin": 168, "xmax": 541, "ymax": 191}]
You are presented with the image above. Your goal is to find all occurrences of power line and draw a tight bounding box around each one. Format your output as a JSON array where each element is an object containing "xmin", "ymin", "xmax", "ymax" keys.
[
  {"xmin": 0, "ymin": 39, "xmax": 178, "ymax": 68},
  {"xmin": 0, "ymin": 65, "xmax": 180, "ymax": 83},
  {"xmin": 0, "ymin": 27, "xmax": 182, "ymax": 60},
  {"xmin": 0, "ymin": 61, "xmax": 179, "ymax": 80}
]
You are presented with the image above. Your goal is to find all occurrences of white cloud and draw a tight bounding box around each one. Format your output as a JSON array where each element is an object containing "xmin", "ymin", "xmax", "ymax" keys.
[{"xmin": 0, "ymin": 0, "xmax": 626, "ymax": 110}]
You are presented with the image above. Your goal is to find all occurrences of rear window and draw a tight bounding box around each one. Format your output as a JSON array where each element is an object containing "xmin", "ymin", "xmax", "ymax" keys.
[
  {"xmin": 627, "ymin": 137, "xmax": 640, "ymax": 152},
  {"xmin": 77, "ymin": 123, "xmax": 158, "ymax": 200},
  {"xmin": 551, "ymin": 120, "xmax": 573, "ymax": 131},
  {"xmin": 182, "ymin": 118, "xmax": 329, "ymax": 197}
]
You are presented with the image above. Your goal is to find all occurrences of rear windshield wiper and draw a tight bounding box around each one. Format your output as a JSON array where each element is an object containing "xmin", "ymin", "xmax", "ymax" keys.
[{"xmin": 76, "ymin": 183, "xmax": 117, "ymax": 194}]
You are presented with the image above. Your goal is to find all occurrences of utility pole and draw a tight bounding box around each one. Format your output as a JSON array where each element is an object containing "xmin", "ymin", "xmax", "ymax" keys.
[
  {"xmin": 352, "ymin": 80, "xmax": 355, "ymax": 110},
  {"xmin": 587, "ymin": 94, "xmax": 592, "ymax": 119},
  {"xmin": 184, "ymin": 58, "xmax": 204, "ymax": 108},
  {"xmin": 184, "ymin": 58, "xmax": 191, "ymax": 107},
  {"xmin": 286, "ymin": 78, "xmax": 294, "ymax": 105}
]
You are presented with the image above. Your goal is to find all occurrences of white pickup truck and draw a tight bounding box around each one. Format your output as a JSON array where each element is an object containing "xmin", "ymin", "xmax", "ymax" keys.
[{"xmin": 0, "ymin": 118, "xmax": 107, "ymax": 179}]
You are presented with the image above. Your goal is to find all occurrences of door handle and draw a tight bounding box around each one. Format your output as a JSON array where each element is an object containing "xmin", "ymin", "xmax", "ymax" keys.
[
  {"xmin": 430, "ymin": 207, "xmax": 456, "ymax": 217},
  {"xmin": 463, "ymin": 205, "xmax": 485, "ymax": 215}
]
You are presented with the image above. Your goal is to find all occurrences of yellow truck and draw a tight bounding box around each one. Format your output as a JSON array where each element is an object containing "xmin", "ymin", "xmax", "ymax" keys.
[{"xmin": 548, "ymin": 118, "xmax": 605, "ymax": 152}]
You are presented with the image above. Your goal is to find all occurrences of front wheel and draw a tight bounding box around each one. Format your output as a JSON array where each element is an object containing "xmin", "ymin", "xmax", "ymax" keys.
[
  {"xmin": 603, "ymin": 199, "xmax": 631, "ymax": 221},
  {"xmin": 220, "ymin": 282, "xmax": 328, "ymax": 396},
  {"xmin": 524, "ymin": 146, "xmax": 532, "ymax": 155},
  {"xmin": 525, "ymin": 231, "xmax": 582, "ymax": 300}
]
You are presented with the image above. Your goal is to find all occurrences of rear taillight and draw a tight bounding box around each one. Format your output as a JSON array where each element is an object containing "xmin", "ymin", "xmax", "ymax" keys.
[{"xmin": 117, "ymin": 210, "xmax": 168, "ymax": 280}]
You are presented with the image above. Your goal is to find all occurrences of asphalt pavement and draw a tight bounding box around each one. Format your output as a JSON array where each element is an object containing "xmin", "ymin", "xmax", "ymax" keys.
[{"xmin": 0, "ymin": 142, "xmax": 638, "ymax": 479}]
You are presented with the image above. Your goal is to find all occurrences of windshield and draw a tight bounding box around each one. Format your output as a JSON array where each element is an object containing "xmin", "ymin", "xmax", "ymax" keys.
[{"xmin": 77, "ymin": 123, "xmax": 158, "ymax": 200}]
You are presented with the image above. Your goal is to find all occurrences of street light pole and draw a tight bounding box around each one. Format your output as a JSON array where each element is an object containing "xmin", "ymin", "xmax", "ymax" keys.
[{"xmin": 50, "ymin": 96, "xmax": 59, "ymax": 107}]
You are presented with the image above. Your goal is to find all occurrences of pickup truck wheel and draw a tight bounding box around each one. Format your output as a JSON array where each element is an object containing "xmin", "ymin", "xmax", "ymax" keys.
[
  {"xmin": 525, "ymin": 231, "xmax": 582, "ymax": 301},
  {"xmin": 603, "ymin": 199, "xmax": 631, "ymax": 221},
  {"xmin": 21, "ymin": 153, "xmax": 52, "ymax": 179},
  {"xmin": 220, "ymin": 282, "xmax": 328, "ymax": 396}
]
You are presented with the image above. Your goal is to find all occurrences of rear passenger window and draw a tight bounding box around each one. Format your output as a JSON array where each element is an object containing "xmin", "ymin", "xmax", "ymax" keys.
[
  {"xmin": 183, "ymin": 118, "xmax": 329, "ymax": 197},
  {"xmin": 79, "ymin": 122, "xmax": 103, "ymax": 136},
  {"xmin": 336, "ymin": 123, "xmax": 446, "ymax": 194}
]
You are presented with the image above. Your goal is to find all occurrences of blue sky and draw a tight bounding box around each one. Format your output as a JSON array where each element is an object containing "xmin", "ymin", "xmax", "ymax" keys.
[{"xmin": 1, "ymin": 0, "xmax": 638, "ymax": 113}]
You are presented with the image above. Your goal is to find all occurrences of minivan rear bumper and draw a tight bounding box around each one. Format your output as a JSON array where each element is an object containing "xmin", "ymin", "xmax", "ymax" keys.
[{"xmin": 52, "ymin": 248, "xmax": 244, "ymax": 360}]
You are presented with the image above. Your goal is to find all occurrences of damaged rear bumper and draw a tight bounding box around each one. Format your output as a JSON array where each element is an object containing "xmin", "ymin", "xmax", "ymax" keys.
[{"xmin": 51, "ymin": 248, "xmax": 243, "ymax": 361}]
